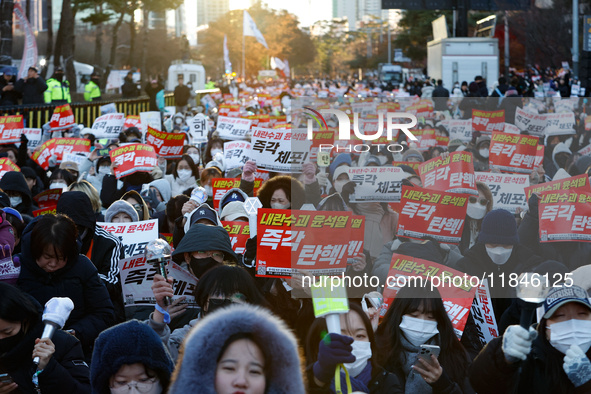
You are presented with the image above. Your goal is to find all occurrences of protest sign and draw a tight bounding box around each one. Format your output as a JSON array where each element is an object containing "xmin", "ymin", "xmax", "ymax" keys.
[
  {"xmin": 124, "ymin": 115, "xmax": 141, "ymax": 130},
  {"xmin": 351, "ymin": 102, "xmax": 376, "ymax": 117},
  {"xmin": 189, "ymin": 114, "xmax": 208, "ymax": 144},
  {"xmin": 222, "ymin": 221, "xmax": 250, "ymax": 254},
  {"xmin": 470, "ymin": 279, "xmax": 499, "ymax": 346},
  {"xmin": 212, "ymin": 178, "xmax": 261, "ymax": 210},
  {"xmin": 380, "ymin": 255, "xmax": 477, "ymax": 337},
  {"xmin": 538, "ymin": 189, "xmax": 591, "ymax": 242},
  {"xmin": 346, "ymin": 166, "xmax": 406, "ymax": 202},
  {"xmin": 471, "ymin": 109, "xmax": 505, "ymax": 133},
  {"xmin": 62, "ymin": 153, "xmax": 88, "ymax": 167},
  {"xmin": 514, "ymin": 107, "xmax": 547, "ymax": 136},
  {"xmin": 347, "ymin": 216, "xmax": 365, "ymax": 259},
  {"xmin": 32, "ymin": 206, "xmax": 57, "ymax": 217},
  {"xmin": 544, "ymin": 112, "xmax": 576, "ymax": 136},
  {"xmin": 14, "ymin": 128, "xmax": 42, "ymax": 150},
  {"xmin": 256, "ymin": 210, "xmax": 354, "ymax": 277},
  {"xmin": 223, "ymin": 141, "xmax": 251, "ymax": 170},
  {"xmin": 100, "ymin": 103, "xmax": 117, "ymax": 114},
  {"xmin": 406, "ymin": 101, "xmax": 434, "ymax": 119},
  {"xmin": 360, "ymin": 119, "xmax": 393, "ymax": 144},
  {"xmin": 475, "ymin": 172, "xmax": 529, "ymax": 213},
  {"xmin": 200, "ymin": 94, "xmax": 216, "ymax": 110},
  {"xmin": 31, "ymin": 138, "xmax": 91, "ymax": 170},
  {"xmin": 397, "ymin": 186, "xmax": 469, "ymax": 244},
  {"xmin": 91, "ymin": 113, "xmax": 125, "ymax": 139},
  {"xmin": 145, "ymin": 127, "xmax": 185, "ymax": 158},
  {"xmin": 98, "ymin": 219, "xmax": 158, "ymax": 257},
  {"xmin": 49, "ymin": 104, "xmax": 75, "ymax": 130},
  {"xmin": 555, "ymin": 99, "xmax": 575, "ymax": 113},
  {"xmin": 446, "ymin": 119, "xmax": 472, "ymax": 142},
  {"xmin": 250, "ymin": 128, "xmax": 310, "ymax": 172},
  {"xmin": 216, "ymin": 116, "xmax": 252, "ymax": 140},
  {"xmin": 489, "ymin": 132, "xmax": 539, "ymax": 174},
  {"xmin": 418, "ymin": 151, "xmax": 478, "ymax": 195},
  {"xmin": 218, "ymin": 104, "xmax": 240, "ymax": 117},
  {"xmin": 0, "ymin": 158, "xmax": 19, "ymax": 180},
  {"xmin": 109, "ymin": 143, "xmax": 158, "ymax": 178},
  {"xmin": 411, "ymin": 128, "xmax": 438, "ymax": 151},
  {"xmin": 525, "ymin": 173, "xmax": 589, "ymax": 200},
  {"xmin": 139, "ymin": 112, "xmax": 161, "ymax": 133},
  {"xmin": 579, "ymin": 143, "xmax": 591, "ymax": 158},
  {"xmin": 120, "ymin": 257, "xmax": 198, "ymax": 309},
  {"xmin": 33, "ymin": 189, "xmax": 62, "ymax": 209},
  {"xmin": 504, "ymin": 123, "xmax": 521, "ymax": 134},
  {"xmin": 392, "ymin": 161, "xmax": 420, "ymax": 171},
  {"xmin": 535, "ymin": 145, "xmax": 545, "ymax": 167},
  {"xmin": 585, "ymin": 116, "xmax": 591, "ymax": 131},
  {"xmin": 0, "ymin": 115, "xmax": 24, "ymax": 144}
]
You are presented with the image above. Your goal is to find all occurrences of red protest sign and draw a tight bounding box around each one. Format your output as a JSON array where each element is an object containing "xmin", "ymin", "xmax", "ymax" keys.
[
  {"xmin": 489, "ymin": 131, "xmax": 539, "ymax": 174},
  {"xmin": 412, "ymin": 128, "xmax": 438, "ymax": 151},
  {"xmin": 392, "ymin": 161, "xmax": 421, "ymax": 171},
  {"xmin": 222, "ymin": 221, "xmax": 250, "ymax": 254},
  {"xmin": 471, "ymin": 109, "xmax": 505, "ymax": 133},
  {"xmin": 33, "ymin": 189, "xmax": 62, "ymax": 209},
  {"xmin": 31, "ymin": 139, "xmax": 55, "ymax": 170},
  {"xmin": 219, "ymin": 104, "xmax": 240, "ymax": 117},
  {"xmin": 145, "ymin": 127, "xmax": 185, "ymax": 157},
  {"xmin": 32, "ymin": 206, "xmax": 57, "ymax": 217},
  {"xmin": 539, "ymin": 189, "xmax": 591, "ymax": 242},
  {"xmin": 418, "ymin": 151, "xmax": 477, "ymax": 195},
  {"xmin": 31, "ymin": 138, "xmax": 91, "ymax": 169},
  {"xmin": 0, "ymin": 115, "xmax": 24, "ymax": 144},
  {"xmin": 406, "ymin": 101, "xmax": 434, "ymax": 119},
  {"xmin": 49, "ymin": 104, "xmax": 75, "ymax": 130},
  {"xmin": 397, "ymin": 186, "xmax": 469, "ymax": 244},
  {"xmin": 525, "ymin": 174, "xmax": 590, "ymax": 200},
  {"xmin": 379, "ymin": 254, "xmax": 477, "ymax": 336},
  {"xmin": 0, "ymin": 158, "xmax": 19, "ymax": 180},
  {"xmin": 585, "ymin": 115, "xmax": 591, "ymax": 131},
  {"xmin": 534, "ymin": 145, "xmax": 544, "ymax": 167},
  {"xmin": 212, "ymin": 178, "xmax": 262, "ymax": 209},
  {"xmin": 109, "ymin": 143, "xmax": 158, "ymax": 179},
  {"xmin": 256, "ymin": 210, "xmax": 354, "ymax": 278},
  {"xmin": 124, "ymin": 115, "xmax": 141, "ymax": 130},
  {"xmin": 348, "ymin": 216, "xmax": 365, "ymax": 258}
]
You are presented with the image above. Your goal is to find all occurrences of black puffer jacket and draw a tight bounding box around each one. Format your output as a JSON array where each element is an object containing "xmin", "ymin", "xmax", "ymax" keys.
[
  {"xmin": 307, "ymin": 365, "xmax": 404, "ymax": 394},
  {"xmin": 0, "ymin": 171, "xmax": 37, "ymax": 216},
  {"xmin": 16, "ymin": 216, "xmax": 115, "ymax": 353},
  {"xmin": 15, "ymin": 76, "xmax": 47, "ymax": 105}
]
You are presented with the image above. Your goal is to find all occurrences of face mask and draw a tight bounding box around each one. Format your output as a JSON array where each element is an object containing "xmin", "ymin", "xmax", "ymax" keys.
[
  {"xmin": 174, "ymin": 117, "xmax": 183, "ymax": 125},
  {"xmin": 343, "ymin": 340, "xmax": 372, "ymax": 378},
  {"xmin": 466, "ymin": 202, "xmax": 487, "ymax": 220},
  {"xmin": 211, "ymin": 148, "xmax": 223, "ymax": 157},
  {"xmin": 9, "ymin": 196, "xmax": 21, "ymax": 207},
  {"xmin": 377, "ymin": 156, "xmax": 388, "ymax": 165},
  {"xmin": 271, "ymin": 202, "xmax": 290, "ymax": 210},
  {"xmin": 204, "ymin": 185, "xmax": 212, "ymax": 196},
  {"xmin": 486, "ymin": 246, "xmax": 513, "ymax": 265},
  {"xmin": 189, "ymin": 256, "xmax": 220, "ymax": 278},
  {"xmin": 399, "ymin": 315, "xmax": 439, "ymax": 346},
  {"xmin": 549, "ymin": 318, "xmax": 591, "ymax": 354},
  {"xmin": 110, "ymin": 379, "xmax": 162, "ymax": 394},
  {"xmin": 50, "ymin": 182, "xmax": 68, "ymax": 191},
  {"xmin": 188, "ymin": 153, "xmax": 200, "ymax": 165},
  {"xmin": 0, "ymin": 329, "xmax": 24, "ymax": 353},
  {"xmin": 177, "ymin": 169, "xmax": 192, "ymax": 181},
  {"xmin": 479, "ymin": 148, "xmax": 489, "ymax": 158},
  {"xmin": 98, "ymin": 166, "xmax": 111, "ymax": 176},
  {"xmin": 334, "ymin": 180, "xmax": 347, "ymax": 193}
]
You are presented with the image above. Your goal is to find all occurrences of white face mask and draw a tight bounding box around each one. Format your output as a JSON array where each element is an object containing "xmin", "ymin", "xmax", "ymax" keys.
[
  {"xmin": 110, "ymin": 379, "xmax": 162, "ymax": 394},
  {"xmin": 49, "ymin": 182, "xmax": 68, "ymax": 191},
  {"xmin": 377, "ymin": 155, "xmax": 388, "ymax": 165},
  {"xmin": 343, "ymin": 340, "xmax": 372, "ymax": 378},
  {"xmin": 204, "ymin": 185, "xmax": 212, "ymax": 196},
  {"xmin": 211, "ymin": 148, "xmax": 223, "ymax": 157},
  {"xmin": 98, "ymin": 166, "xmax": 111, "ymax": 176},
  {"xmin": 479, "ymin": 148, "xmax": 489, "ymax": 158},
  {"xmin": 399, "ymin": 315, "xmax": 439, "ymax": 347},
  {"xmin": 334, "ymin": 180, "xmax": 348, "ymax": 193},
  {"xmin": 9, "ymin": 196, "xmax": 22, "ymax": 207},
  {"xmin": 188, "ymin": 153, "xmax": 200, "ymax": 165},
  {"xmin": 466, "ymin": 202, "xmax": 487, "ymax": 220},
  {"xmin": 177, "ymin": 169, "xmax": 192, "ymax": 181},
  {"xmin": 549, "ymin": 318, "xmax": 591, "ymax": 354},
  {"xmin": 271, "ymin": 202, "xmax": 290, "ymax": 210},
  {"xmin": 486, "ymin": 246, "xmax": 513, "ymax": 265}
]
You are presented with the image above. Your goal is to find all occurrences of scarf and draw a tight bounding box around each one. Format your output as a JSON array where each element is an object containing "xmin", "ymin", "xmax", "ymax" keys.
[
  {"xmin": 330, "ymin": 361, "xmax": 372, "ymax": 394},
  {"xmin": 400, "ymin": 333, "xmax": 434, "ymax": 394}
]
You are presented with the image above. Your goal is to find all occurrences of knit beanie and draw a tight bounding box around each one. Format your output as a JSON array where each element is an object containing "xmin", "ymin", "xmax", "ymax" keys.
[
  {"xmin": 402, "ymin": 149, "xmax": 424, "ymax": 163},
  {"xmin": 105, "ymin": 200, "xmax": 139, "ymax": 223},
  {"xmin": 148, "ymin": 179, "xmax": 172, "ymax": 203},
  {"xmin": 478, "ymin": 209, "xmax": 519, "ymax": 246}
]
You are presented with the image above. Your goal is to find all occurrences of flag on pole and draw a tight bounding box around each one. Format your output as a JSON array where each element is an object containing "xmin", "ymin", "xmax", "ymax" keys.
[
  {"xmin": 13, "ymin": 1, "xmax": 38, "ymax": 80},
  {"xmin": 271, "ymin": 57, "xmax": 285, "ymax": 71},
  {"xmin": 243, "ymin": 10, "xmax": 268, "ymax": 49},
  {"xmin": 283, "ymin": 60, "xmax": 290, "ymax": 78},
  {"xmin": 223, "ymin": 35, "xmax": 232, "ymax": 73}
]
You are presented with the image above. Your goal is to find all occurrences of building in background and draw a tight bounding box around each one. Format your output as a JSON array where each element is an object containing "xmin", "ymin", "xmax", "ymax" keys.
[{"xmin": 332, "ymin": 0, "xmax": 399, "ymax": 31}]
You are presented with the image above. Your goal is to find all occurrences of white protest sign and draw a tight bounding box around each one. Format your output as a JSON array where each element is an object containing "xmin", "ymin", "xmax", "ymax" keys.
[
  {"xmin": 216, "ymin": 116, "xmax": 252, "ymax": 141},
  {"xmin": 578, "ymin": 144, "xmax": 591, "ymax": 157},
  {"xmin": 544, "ymin": 112, "xmax": 575, "ymax": 136},
  {"xmin": 14, "ymin": 128, "xmax": 42, "ymax": 149},
  {"xmin": 446, "ymin": 119, "xmax": 472, "ymax": 142},
  {"xmin": 250, "ymin": 128, "xmax": 311, "ymax": 172},
  {"xmin": 91, "ymin": 113, "xmax": 125, "ymax": 138},
  {"xmin": 514, "ymin": 107, "xmax": 547, "ymax": 136},
  {"xmin": 62, "ymin": 153, "xmax": 88, "ymax": 167},
  {"xmin": 351, "ymin": 102, "xmax": 376, "ymax": 117},
  {"xmin": 475, "ymin": 172, "xmax": 529, "ymax": 213},
  {"xmin": 139, "ymin": 112, "xmax": 161, "ymax": 134},
  {"xmin": 98, "ymin": 219, "xmax": 159, "ymax": 258},
  {"xmin": 223, "ymin": 140, "xmax": 251, "ymax": 170},
  {"xmin": 201, "ymin": 94, "xmax": 216, "ymax": 109},
  {"xmin": 347, "ymin": 166, "xmax": 406, "ymax": 202},
  {"xmin": 471, "ymin": 279, "xmax": 499, "ymax": 346},
  {"xmin": 571, "ymin": 84, "xmax": 581, "ymax": 97},
  {"xmin": 504, "ymin": 123, "xmax": 521, "ymax": 134},
  {"xmin": 120, "ymin": 257, "xmax": 198, "ymax": 309},
  {"xmin": 554, "ymin": 100, "xmax": 575, "ymax": 113},
  {"xmin": 100, "ymin": 103, "xmax": 117, "ymax": 115},
  {"xmin": 528, "ymin": 99, "xmax": 546, "ymax": 112},
  {"xmin": 189, "ymin": 114, "xmax": 208, "ymax": 144}
]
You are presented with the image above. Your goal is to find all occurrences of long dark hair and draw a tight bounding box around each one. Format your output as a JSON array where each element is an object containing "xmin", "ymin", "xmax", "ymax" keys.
[
  {"xmin": 172, "ymin": 154, "xmax": 199, "ymax": 179},
  {"xmin": 204, "ymin": 137, "xmax": 223, "ymax": 163},
  {"xmin": 0, "ymin": 282, "xmax": 39, "ymax": 330},
  {"xmin": 31, "ymin": 214, "xmax": 79, "ymax": 264},
  {"xmin": 375, "ymin": 283, "xmax": 469, "ymax": 387}
]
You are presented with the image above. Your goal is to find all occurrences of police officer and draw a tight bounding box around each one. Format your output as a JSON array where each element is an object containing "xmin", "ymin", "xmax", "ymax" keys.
[
  {"xmin": 84, "ymin": 72, "xmax": 102, "ymax": 102},
  {"xmin": 44, "ymin": 66, "xmax": 71, "ymax": 105}
]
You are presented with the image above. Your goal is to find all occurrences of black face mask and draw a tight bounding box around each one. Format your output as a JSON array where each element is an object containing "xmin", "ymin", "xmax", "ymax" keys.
[
  {"xmin": 555, "ymin": 154, "xmax": 569, "ymax": 169},
  {"xmin": 55, "ymin": 73, "xmax": 64, "ymax": 82},
  {"xmin": 0, "ymin": 329, "xmax": 24, "ymax": 354},
  {"xmin": 204, "ymin": 298, "xmax": 233, "ymax": 316},
  {"xmin": 189, "ymin": 256, "xmax": 220, "ymax": 279}
]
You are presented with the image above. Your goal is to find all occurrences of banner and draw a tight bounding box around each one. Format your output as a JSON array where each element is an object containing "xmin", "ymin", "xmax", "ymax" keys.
[
  {"xmin": 411, "ymin": 128, "xmax": 438, "ymax": 151},
  {"xmin": 489, "ymin": 132, "xmax": 539, "ymax": 174},
  {"xmin": 514, "ymin": 107, "xmax": 547, "ymax": 136},
  {"xmin": 0, "ymin": 158, "xmax": 19, "ymax": 180},
  {"xmin": 14, "ymin": 128, "xmax": 42, "ymax": 150},
  {"xmin": 14, "ymin": 1, "xmax": 37, "ymax": 81},
  {"xmin": 32, "ymin": 206, "xmax": 56, "ymax": 217},
  {"xmin": 471, "ymin": 109, "xmax": 505, "ymax": 133},
  {"xmin": 418, "ymin": 151, "xmax": 478, "ymax": 195},
  {"xmin": 250, "ymin": 128, "xmax": 310, "ymax": 172},
  {"xmin": 445, "ymin": 119, "xmax": 472, "ymax": 142},
  {"xmin": 585, "ymin": 116, "xmax": 591, "ymax": 131},
  {"xmin": 189, "ymin": 114, "xmax": 208, "ymax": 144},
  {"xmin": 212, "ymin": 178, "xmax": 261, "ymax": 209},
  {"xmin": 379, "ymin": 255, "xmax": 477, "ymax": 337},
  {"xmin": 109, "ymin": 143, "xmax": 158, "ymax": 178},
  {"xmin": 504, "ymin": 123, "xmax": 521, "ymax": 134},
  {"xmin": 397, "ymin": 186, "xmax": 469, "ymax": 244},
  {"xmin": 145, "ymin": 127, "xmax": 184, "ymax": 158},
  {"xmin": 216, "ymin": 116, "xmax": 252, "ymax": 140},
  {"xmin": 470, "ymin": 279, "xmax": 499, "ymax": 347},
  {"xmin": 124, "ymin": 115, "xmax": 141, "ymax": 130},
  {"xmin": 223, "ymin": 141, "xmax": 251, "ymax": 170},
  {"xmin": 91, "ymin": 113, "xmax": 125, "ymax": 139},
  {"xmin": 475, "ymin": 172, "xmax": 529, "ymax": 213},
  {"xmin": 31, "ymin": 138, "xmax": 91, "ymax": 170},
  {"xmin": 98, "ymin": 219, "xmax": 158, "ymax": 257},
  {"xmin": 544, "ymin": 112, "xmax": 576, "ymax": 136},
  {"xmin": 139, "ymin": 112, "xmax": 161, "ymax": 133},
  {"xmin": 222, "ymin": 221, "xmax": 250, "ymax": 254},
  {"xmin": 538, "ymin": 189, "xmax": 591, "ymax": 242},
  {"xmin": 0, "ymin": 115, "xmax": 24, "ymax": 144},
  {"xmin": 120, "ymin": 257, "xmax": 198, "ymax": 309},
  {"xmin": 219, "ymin": 104, "xmax": 240, "ymax": 117},
  {"xmin": 33, "ymin": 189, "xmax": 62, "ymax": 209},
  {"xmin": 392, "ymin": 161, "xmax": 420, "ymax": 171},
  {"xmin": 347, "ymin": 166, "xmax": 406, "ymax": 202},
  {"xmin": 256, "ymin": 210, "xmax": 354, "ymax": 277},
  {"xmin": 49, "ymin": 104, "xmax": 75, "ymax": 130},
  {"xmin": 525, "ymin": 173, "xmax": 590, "ymax": 200}
]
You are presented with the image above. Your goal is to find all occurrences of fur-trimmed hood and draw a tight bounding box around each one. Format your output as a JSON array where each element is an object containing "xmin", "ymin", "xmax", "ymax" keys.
[
  {"xmin": 256, "ymin": 175, "xmax": 305, "ymax": 209},
  {"xmin": 168, "ymin": 304, "xmax": 305, "ymax": 394}
]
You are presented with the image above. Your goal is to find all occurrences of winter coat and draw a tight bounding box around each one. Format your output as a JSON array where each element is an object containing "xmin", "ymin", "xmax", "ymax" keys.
[
  {"xmin": 459, "ymin": 96, "xmax": 484, "ymax": 120},
  {"xmin": 168, "ymin": 304, "xmax": 305, "ymax": 394},
  {"xmin": 0, "ymin": 75, "xmax": 21, "ymax": 106},
  {"xmin": 0, "ymin": 171, "xmax": 37, "ymax": 216},
  {"xmin": 174, "ymin": 84, "xmax": 191, "ymax": 107},
  {"xmin": 164, "ymin": 173, "xmax": 197, "ymax": 198},
  {"xmin": 469, "ymin": 333, "xmax": 591, "ymax": 394},
  {"xmin": 0, "ymin": 312, "xmax": 90, "ymax": 394},
  {"xmin": 307, "ymin": 365, "xmax": 404, "ymax": 394},
  {"xmin": 121, "ymin": 77, "xmax": 139, "ymax": 99},
  {"xmin": 432, "ymin": 86, "xmax": 450, "ymax": 111},
  {"xmin": 16, "ymin": 217, "xmax": 115, "ymax": 353},
  {"xmin": 15, "ymin": 77, "xmax": 47, "ymax": 105},
  {"xmin": 145, "ymin": 82, "xmax": 164, "ymax": 112},
  {"xmin": 145, "ymin": 312, "xmax": 200, "ymax": 362},
  {"xmin": 499, "ymin": 96, "xmax": 523, "ymax": 125}
]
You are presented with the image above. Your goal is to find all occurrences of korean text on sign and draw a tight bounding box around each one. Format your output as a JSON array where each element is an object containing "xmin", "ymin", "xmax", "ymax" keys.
[
  {"xmin": 98, "ymin": 219, "xmax": 159, "ymax": 257},
  {"xmin": 216, "ymin": 116, "xmax": 253, "ymax": 140},
  {"xmin": 524, "ymin": 173, "xmax": 589, "ymax": 200},
  {"xmin": 0, "ymin": 158, "xmax": 19, "ymax": 180},
  {"xmin": 538, "ymin": 189, "xmax": 591, "ymax": 242},
  {"xmin": 109, "ymin": 143, "xmax": 158, "ymax": 179},
  {"xmin": 347, "ymin": 166, "xmax": 406, "ymax": 202},
  {"xmin": 488, "ymin": 131, "xmax": 539, "ymax": 174},
  {"xmin": 250, "ymin": 127, "xmax": 311, "ymax": 172},
  {"xmin": 91, "ymin": 113, "xmax": 125, "ymax": 138},
  {"xmin": 418, "ymin": 151, "xmax": 478, "ymax": 195},
  {"xmin": 222, "ymin": 221, "xmax": 250, "ymax": 254},
  {"xmin": 0, "ymin": 115, "xmax": 24, "ymax": 144},
  {"xmin": 146, "ymin": 127, "xmax": 185, "ymax": 158},
  {"xmin": 471, "ymin": 109, "xmax": 505, "ymax": 133},
  {"xmin": 475, "ymin": 172, "xmax": 529, "ymax": 213},
  {"xmin": 223, "ymin": 140, "xmax": 251, "ymax": 170}
]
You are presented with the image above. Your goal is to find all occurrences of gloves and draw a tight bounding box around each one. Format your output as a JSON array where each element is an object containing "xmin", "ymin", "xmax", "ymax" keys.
[
  {"xmin": 571, "ymin": 265, "xmax": 591, "ymax": 291},
  {"xmin": 242, "ymin": 160, "xmax": 257, "ymax": 182},
  {"xmin": 41, "ymin": 122, "xmax": 51, "ymax": 136},
  {"xmin": 527, "ymin": 193, "xmax": 539, "ymax": 220},
  {"xmin": 313, "ymin": 333, "xmax": 356, "ymax": 383},
  {"xmin": 151, "ymin": 165, "xmax": 163, "ymax": 180},
  {"xmin": 20, "ymin": 133, "xmax": 28, "ymax": 145},
  {"xmin": 502, "ymin": 325, "xmax": 537, "ymax": 363},
  {"xmin": 70, "ymin": 124, "xmax": 82, "ymax": 138},
  {"xmin": 302, "ymin": 162, "xmax": 317, "ymax": 185},
  {"xmin": 317, "ymin": 171, "xmax": 328, "ymax": 188},
  {"xmin": 564, "ymin": 344, "xmax": 591, "ymax": 387},
  {"xmin": 48, "ymin": 154, "xmax": 57, "ymax": 168},
  {"xmin": 339, "ymin": 181, "xmax": 357, "ymax": 205}
]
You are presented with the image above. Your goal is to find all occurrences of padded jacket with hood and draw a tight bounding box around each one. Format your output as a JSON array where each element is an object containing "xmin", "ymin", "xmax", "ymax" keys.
[
  {"xmin": 0, "ymin": 171, "xmax": 37, "ymax": 216},
  {"xmin": 16, "ymin": 216, "xmax": 115, "ymax": 353}
]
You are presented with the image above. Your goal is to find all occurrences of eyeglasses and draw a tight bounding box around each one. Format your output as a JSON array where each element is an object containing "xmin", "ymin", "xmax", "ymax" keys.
[
  {"xmin": 110, "ymin": 378, "xmax": 158, "ymax": 393},
  {"xmin": 195, "ymin": 251, "xmax": 224, "ymax": 262},
  {"xmin": 469, "ymin": 196, "xmax": 489, "ymax": 206}
]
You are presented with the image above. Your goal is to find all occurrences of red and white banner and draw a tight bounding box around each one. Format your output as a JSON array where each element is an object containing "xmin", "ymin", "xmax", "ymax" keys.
[
  {"xmin": 91, "ymin": 113, "xmax": 125, "ymax": 139},
  {"xmin": 98, "ymin": 219, "xmax": 158, "ymax": 257},
  {"xmin": 418, "ymin": 151, "xmax": 477, "ymax": 195},
  {"xmin": 31, "ymin": 138, "xmax": 91, "ymax": 170},
  {"xmin": 212, "ymin": 178, "xmax": 262, "ymax": 210},
  {"xmin": 538, "ymin": 189, "xmax": 591, "ymax": 242},
  {"xmin": 585, "ymin": 115, "xmax": 591, "ymax": 131},
  {"xmin": 471, "ymin": 109, "xmax": 505, "ymax": 133},
  {"xmin": 489, "ymin": 132, "xmax": 539, "ymax": 174},
  {"xmin": 222, "ymin": 221, "xmax": 251, "ymax": 254},
  {"xmin": 124, "ymin": 115, "xmax": 141, "ymax": 130},
  {"xmin": 0, "ymin": 115, "xmax": 24, "ymax": 144},
  {"xmin": 32, "ymin": 206, "xmax": 56, "ymax": 217},
  {"xmin": 397, "ymin": 186, "xmax": 469, "ymax": 244},
  {"xmin": 219, "ymin": 104, "xmax": 240, "ymax": 118},
  {"xmin": 49, "ymin": 104, "xmax": 76, "ymax": 130},
  {"xmin": 145, "ymin": 127, "xmax": 184, "ymax": 158},
  {"xmin": 109, "ymin": 143, "xmax": 158, "ymax": 178},
  {"xmin": 14, "ymin": 1, "xmax": 38, "ymax": 81},
  {"xmin": 475, "ymin": 172, "xmax": 529, "ymax": 213},
  {"xmin": 0, "ymin": 158, "xmax": 19, "ymax": 180},
  {"xmin": 525, "ymin": 173, "xmax": 590, "ymax": 200},
  {"xmin": 33, "ymin": 189, "xmax": 62, "ymax": 209},
  {"xmin": 411, "ymin": 128, "xmax": 438, "ymax": 151}
]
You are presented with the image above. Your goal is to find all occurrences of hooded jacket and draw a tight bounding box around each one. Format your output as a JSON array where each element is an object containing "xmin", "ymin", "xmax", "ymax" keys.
[
  {"xmin": 168, "ymin": 304, "xmax": 305, "ymax": 394},
  {"xmin": 172, "ymin": 223, "xmax": 237, "ymax": 264},
  {"xmin": 56, "ymin": 191, "xmax": 125, "ymax": 322},
  {"xmin": 0, "ymin": 171, "xmax": 36, "ymax": 216},
  {"xmin": 551, "ymin": 142, "xmax": 571, "ymax": 171},
  {"xmin": 16, "ymin": 216, "xmax": 115, "ymax": 353}
]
